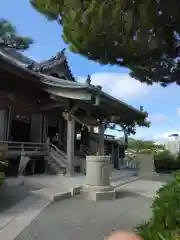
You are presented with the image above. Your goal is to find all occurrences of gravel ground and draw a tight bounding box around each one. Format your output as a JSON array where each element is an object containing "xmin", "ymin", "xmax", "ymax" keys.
[{"xmin": 16, "ymin": 194, "xmax": 152, "ymax": 240}]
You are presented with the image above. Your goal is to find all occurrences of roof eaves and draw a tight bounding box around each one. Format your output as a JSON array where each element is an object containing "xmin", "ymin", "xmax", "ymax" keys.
[
  {"xmin": 96, "ymin": 88, "xmax": 146, "ymax": 118},
  {"xmin": 40, "ymin": 74, "xmax": 89, "ymax": 89},
  {"xmin": 0, "ymin": 49, "xmax": 42, "ymax": 81},
  {"xmin": 84, "ymin": 83, "xmax": 146, "ymax": 117}
]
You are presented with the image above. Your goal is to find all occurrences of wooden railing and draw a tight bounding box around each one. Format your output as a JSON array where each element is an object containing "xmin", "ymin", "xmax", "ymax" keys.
[
  {"xmin": 0, "ymin": 141, "xmax": 48, "ymax": 157},
  {"xmin": 49, "ymin": 144, "xmax": 67, "ymax": 168},
  {"xmin": 80, "ymin": 144, "xmax": 91, "ymax": 156},
  {"xmin": 123, "ymin": 158, "xmax": 139, "ymax": 170}
]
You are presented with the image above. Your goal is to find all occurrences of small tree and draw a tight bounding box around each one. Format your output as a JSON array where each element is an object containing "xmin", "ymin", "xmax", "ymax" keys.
[
  {"xmin": 0, "ymin": 145, "xmax": 8, "ymax": 185},
  {"xmin": 0, "ymin": 19, "xmax": 33, "ymax": 50},
  {"xmin": 127, "ymin": 139, "xmax": 164, "ymax": 153},
  {"xmin": 30, "ymin": 0, "xmax": 180, "ymax": 86}
]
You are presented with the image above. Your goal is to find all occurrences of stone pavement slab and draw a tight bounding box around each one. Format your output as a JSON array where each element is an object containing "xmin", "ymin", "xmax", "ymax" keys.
[
  {"xmin": 23, "ymin": 170, "xmax": 137, "ymax": 194},
  {"xmin": 116, "ymin": 179, "xmax": 165, "ymax": 198},
  {"xmin": 0, "ymin": 181, "xmax": 40, "ymax": 212},
  {"xmin": 111, "ymin": 176, "xmax": 139, "ymax": 188},
  {"xmin": 31, "ymin": 188, "xmax": 72, "ymax": 202},
  {"xmin": 0, "ymin": 195, "xmax": 50, "ymax": 240},
  {"xmin": 15, "ymin": 195, "xmax": 153, "ymax": 240},
  {"xmin": 0, "ymin": 173, "xmax": 167, "ymax": 240}
]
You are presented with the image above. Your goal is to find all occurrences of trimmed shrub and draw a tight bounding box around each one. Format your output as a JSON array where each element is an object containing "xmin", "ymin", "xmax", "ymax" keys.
[
  {"xmin": 0, "ymin": 172, "xmax": 5, "ymax": 185},
  {"xmin": 174, "ymin": 153, "xmax": 180, "ymax": 169},
  {"xmin": 154, "ymin": 150, "xmax": 177, "ymax": 173},
  {"xmin": 135, "ymin": 173, "xmax": 180, "ymax": 240},
  {"xmin": 0, "ymin": 145, "xmax": 8, "ymax": 183}
]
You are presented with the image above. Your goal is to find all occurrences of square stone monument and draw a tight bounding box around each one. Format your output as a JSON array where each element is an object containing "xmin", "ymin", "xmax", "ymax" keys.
[{"xmin": 137, "ymin": 152, "xmax": 158, "ymax": 179}]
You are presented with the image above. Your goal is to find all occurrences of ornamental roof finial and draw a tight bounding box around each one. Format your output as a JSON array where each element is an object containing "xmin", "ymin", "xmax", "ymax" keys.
[
  {"xmin": 86, "ymin": 74, "xmax": 91, "ymax": 84},
  {"xmin": 140, "ymin": 106, "xmax": 144, "ymax": 111},
  {"xmin": 56, "ymin": 48, "xmax": 66, "ymax": 59},
  {"xmin": 96, "ymin": 85, "xmax": 102, "ymax": 90}
]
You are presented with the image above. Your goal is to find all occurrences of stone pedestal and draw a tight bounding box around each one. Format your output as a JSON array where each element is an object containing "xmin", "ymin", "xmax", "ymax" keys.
[
  {"xmin": 82, "ymin": 156, "xmax": 115, "ymax": 201},
  {"xmin": 137, "ymin": 153, "xmax": 158, "ymax": 179}
]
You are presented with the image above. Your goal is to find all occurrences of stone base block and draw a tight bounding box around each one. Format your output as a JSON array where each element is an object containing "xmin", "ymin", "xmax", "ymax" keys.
[
  {"xmin": 71, "ymin": 185, "xmax": 82, "ymax": 196},
  {"xmin": 31, "ymin": 188, "xmax": 71, "ymax": 202},
  {"xmin": 81, "ymin": 189, "xmax": 116, "ymax": 201},
  {"xmin": 81, "ymin": 184, "xmax": 116, "ymax": 201}
]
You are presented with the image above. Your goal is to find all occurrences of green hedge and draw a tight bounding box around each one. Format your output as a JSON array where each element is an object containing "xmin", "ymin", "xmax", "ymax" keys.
[
  {"xmin": 154, "ymin": 150, "xmax": 180, "ymax": 173},
  {"xmin": 135, "ymin": 173, "xmax": 180, "ymax": 240},
  {"xmin": 0, "ymin": 145, "xmax": 8, "ymax": 178},
  {"xmin": 0, "ymin": 172, "xmax": 5, "ymax": 185}
]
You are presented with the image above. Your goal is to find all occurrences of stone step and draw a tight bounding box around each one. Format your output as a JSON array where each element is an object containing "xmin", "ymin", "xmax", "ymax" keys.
[{"xmin": 30, "ymin": 188, "xmax": 72, "ymax": 202}]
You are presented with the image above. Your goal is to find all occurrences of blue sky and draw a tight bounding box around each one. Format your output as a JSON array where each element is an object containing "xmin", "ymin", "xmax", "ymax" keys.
[{"xmin": 1, "ymin": 0, "xmax": 180, "ymax": 142}]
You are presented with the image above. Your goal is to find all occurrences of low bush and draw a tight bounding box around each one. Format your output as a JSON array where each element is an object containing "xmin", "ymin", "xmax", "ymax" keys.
[
  {"xmin": 154, "ymin": 150, "xmax": 179, "ymax": 173},
  {"xmin": 174, "ymin": 153, "xmax": 180, "ymax": 169},
  {"xmin": 0, "ymin": 144, "xmax": 8, "ymax": 176},
  {"xmin": 0, "ymin": 172, "xmax": 5, "ymax": 185},
  {"xmin": 135, "ymin": 173, "xmax": 180, "ymax": 240}
]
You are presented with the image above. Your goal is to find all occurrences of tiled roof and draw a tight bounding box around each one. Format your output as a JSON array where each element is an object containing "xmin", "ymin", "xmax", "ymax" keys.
[
  {"xmin": 0, "ymin": 48, "xmax": 75, "ymax": 81},
  {"xmin": 0, "ymin": 47, "xmax": 146, "ymax": 119}
]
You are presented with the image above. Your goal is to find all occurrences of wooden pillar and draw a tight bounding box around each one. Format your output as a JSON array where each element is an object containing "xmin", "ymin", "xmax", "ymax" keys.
[
  {"xmin": 117, "ymin": 145, "xmax": 120, "ymax": 169},
  {"xmin": 41, "ymin": 115, "xmax": 48, "ymax": 143},
  {"xmin": 67, "ymin": 116, "xmax": 75, "ymax": 175},
  {"xmin": 0, "ymin": 108, "xmax": 7, "ymax": 141},
  {"xmin": 0, "ymin": 105, "xmax": 11, "ymax": 141},
  {"xmin": 30, "ymin": 114, "xmax": 44, "ymax": 142},
  {"xmin": 98, "ymin": 123, "xmax": 105, "ymax": 155},
  {"xmin": 6, "ymin": 105, "xmax": 12, "ymax": 141},
  {"xmin": 111, "ymin": 143, "xmax": 115, "ymax": 166},
  {"xmin": 58, "ymin": 116, "xmax": 65, "ymax": 148},
  {"xmin": 81, "ymin": 127, "xmax": 90, "ymax": 146}
]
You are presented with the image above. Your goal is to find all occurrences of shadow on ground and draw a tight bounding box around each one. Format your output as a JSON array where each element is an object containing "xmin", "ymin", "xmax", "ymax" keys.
[
  {"xmin": 115, "ymin": 190, "xmax": 140, "ymax": 199},
  {"xmin": 0, "ymin": 183, "xmax": 41, "ymax": 212}
]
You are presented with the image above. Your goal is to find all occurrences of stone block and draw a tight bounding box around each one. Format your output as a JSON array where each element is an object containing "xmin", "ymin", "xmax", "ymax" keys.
[
  {"xmin": 53, "ymin": 191, "xmax": 72, "ymax": 202},
  {"xmin": 81, "ymin": 188, "xmax": 116, "ymax": 201},
  {"xmin": 31, "ymin": 188, "xmax": 72, "ymax": 202},
  {"xmin": 71, "ymin": 185, "xmax": 82, "ymax": 196},
  {"xmin": 81, "ymin": 184, "xmax": 115, "ymax": 201}
]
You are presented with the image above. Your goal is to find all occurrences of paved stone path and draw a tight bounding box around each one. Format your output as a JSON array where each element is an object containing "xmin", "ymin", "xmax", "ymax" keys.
[
  {"xmin": 0, "ymin": 172, "xmax": 171, "ymax": 240},
  {"xmin": 24, "ymin": 170, "xmax": 137, "ymax": 191},
  {"xmin": 0, "ymin": 195, "xmax": 50, "ymax": 240},
  {"xmin": 0, "ymin": 183, "xmax": 40, "ymax": 212},
  {"xmin": 116, "ymin": 179, "xmax": 165, "ymax": 198},
  {"xmin": 15, "ymin": 194, "xmax": 152, "ymax": 240}
]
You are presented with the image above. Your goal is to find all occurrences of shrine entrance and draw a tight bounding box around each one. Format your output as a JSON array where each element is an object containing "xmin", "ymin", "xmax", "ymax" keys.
[{"xmin": 10, "ymin": 113, "xmax": 31, "ymax": 142}]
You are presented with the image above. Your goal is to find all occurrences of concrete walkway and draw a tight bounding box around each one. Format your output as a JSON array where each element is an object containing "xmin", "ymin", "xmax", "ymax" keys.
[
  {"xmin": 15, "ymin": 194, "xmax": 153, "ymax": 240},
  {"xmin": 0, "ymin": 171, "xmax": 168, "ymax": 240},
  {"xmin": 14, "ymin": 178, "xmax": 165, "ymax": 240},
  {"xmin": 0, "ymin": 195, "xmax": 50, "ymax": 240},
  {"xmin": 116, "ymin": 179, "xmax": 165, "ymax": 198},
  {"xmin": 24, "ymin": 170, "xmax": 138, "ymax": 191}
]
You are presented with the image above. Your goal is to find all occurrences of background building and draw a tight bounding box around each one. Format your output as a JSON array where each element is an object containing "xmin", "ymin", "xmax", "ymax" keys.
[{"xmin": 164, "ymin": 134, "xmax": 180, "ymax": 155}]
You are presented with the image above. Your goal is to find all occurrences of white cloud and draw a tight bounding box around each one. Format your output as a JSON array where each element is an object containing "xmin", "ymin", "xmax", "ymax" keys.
[
  {"xmin": 150, "ymin": 114, "xmax": 168, "ymax": 123},
  {"xmin": 78, "ymin": 72, "xmax": 154, "ymax": 100},
  {"xmin": 177, "ymin": 107, "xmax": 180, "ymax": 116},
  {"xmin": 154, "ymin": 131, "xmax": 180, "ymax": 144}
]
